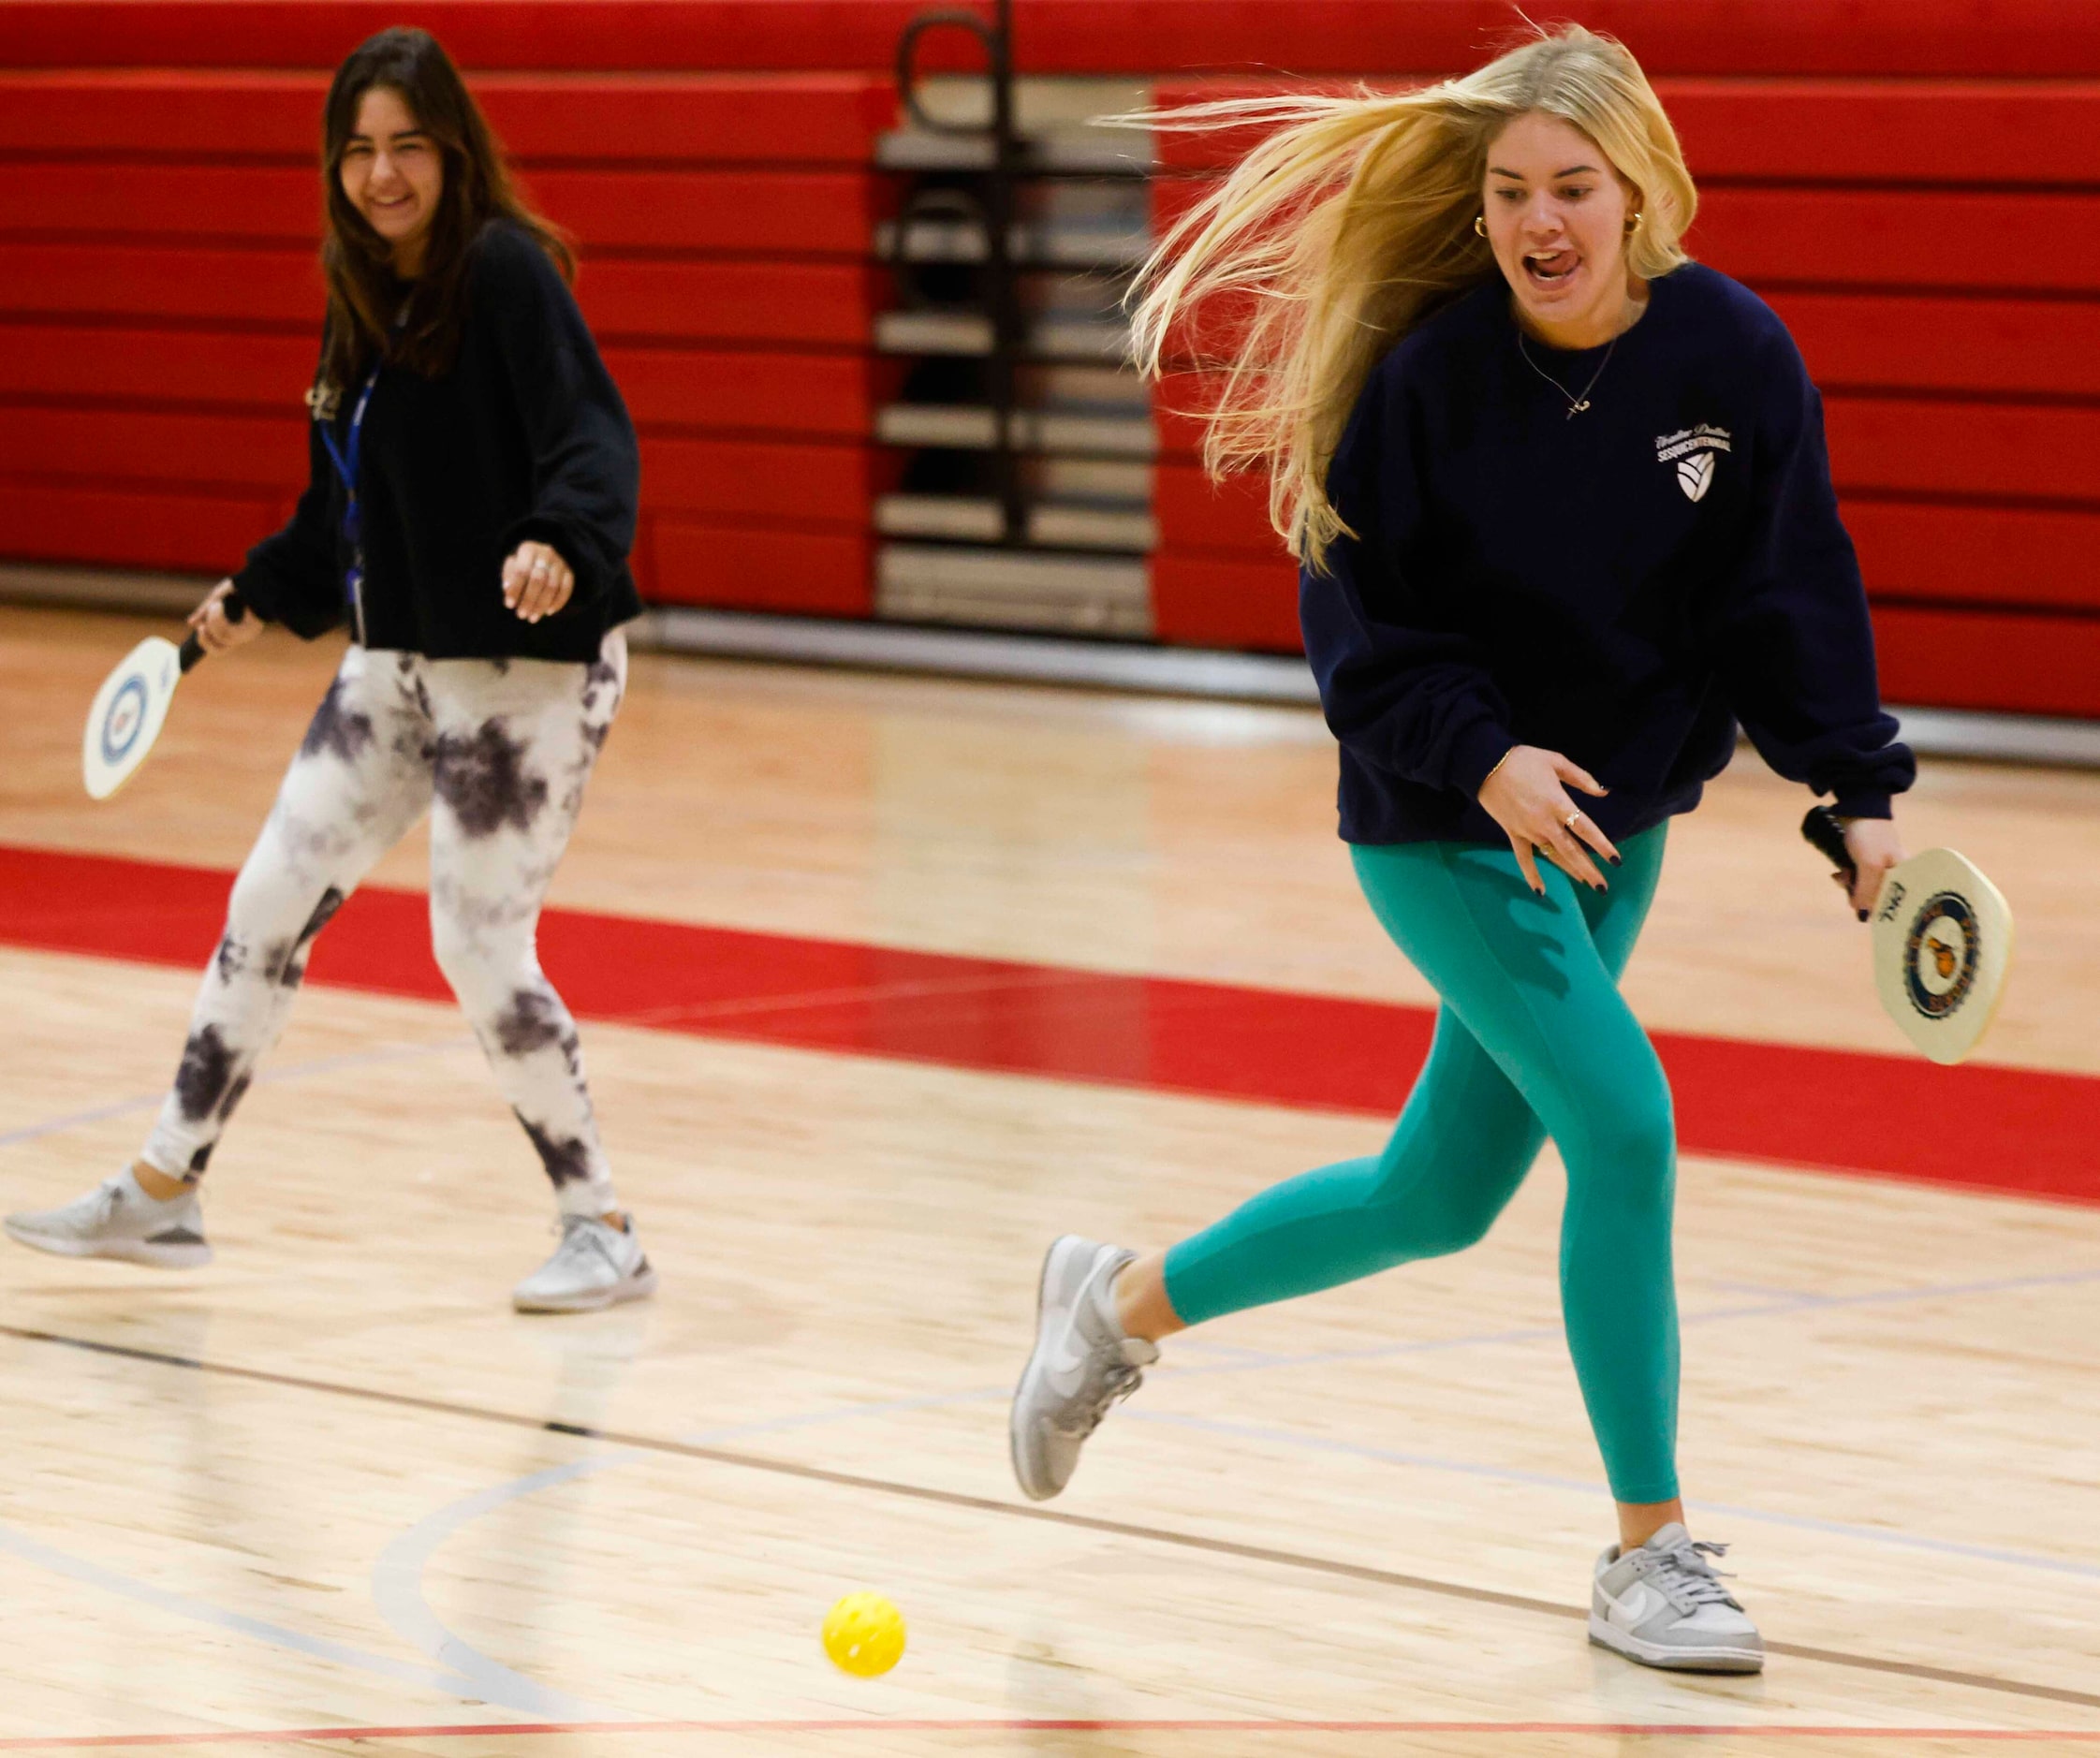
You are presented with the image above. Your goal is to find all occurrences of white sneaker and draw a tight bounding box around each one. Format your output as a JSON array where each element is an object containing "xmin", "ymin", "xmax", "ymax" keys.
[
  {"xmin": 4, "ymin": 1168, "xmax": 213, "ymax": 1268},
  {"xmin": 1589, "ymin": 1522, "xmax": 1765, "ymax": 1673},
  {"xmin": 1009, "ymin": 1235, "xmax": 1159, "ymax": 1501},
  {"xmin": 512, "ymin": 1214, "xmax": 656, "ymax": 1313}
]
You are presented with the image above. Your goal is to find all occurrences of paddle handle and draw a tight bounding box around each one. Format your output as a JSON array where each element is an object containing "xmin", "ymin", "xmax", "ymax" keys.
[
  {"xmin": 1800, "ymin": 806, "xmax": 1856, "ymax": 882},
  {"xmin": 176, "ymin": 589, "xmax": 246, "ymax": 674}
]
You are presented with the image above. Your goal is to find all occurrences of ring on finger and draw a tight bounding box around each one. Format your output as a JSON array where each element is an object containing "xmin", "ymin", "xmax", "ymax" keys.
[{"xmin": 1563, "ymin": 810, "xmax": 1583, "ymax": 833}]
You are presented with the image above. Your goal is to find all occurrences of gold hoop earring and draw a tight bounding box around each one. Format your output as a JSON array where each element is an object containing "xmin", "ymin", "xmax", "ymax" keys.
[
  {"xmin": 1473, "ymin": 214, "xmax": 1488, "ymax": 238},
  {"xmin": 1625, "ymin": 212, "xmax": 1646, "ymax": 235}
]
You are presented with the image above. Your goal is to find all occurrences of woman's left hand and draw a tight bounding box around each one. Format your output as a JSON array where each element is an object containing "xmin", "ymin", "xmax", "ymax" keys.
[
  {"xmin": 503, "ymin": 541, "xmax": 574, "ymax": 623},
  {"xmin": 1839, "ymin": 815, "xmax": 1905, "ymax": 919}
]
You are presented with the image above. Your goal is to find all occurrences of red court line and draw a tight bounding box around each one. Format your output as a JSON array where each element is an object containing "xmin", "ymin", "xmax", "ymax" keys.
[
  {"xmin": 6, "ymin": 1719, "xmax": 2097, "ymax": 1748},
  {"xmin": 3, "ymin": 845, "xmax": 2093, "ymax": 1207}
]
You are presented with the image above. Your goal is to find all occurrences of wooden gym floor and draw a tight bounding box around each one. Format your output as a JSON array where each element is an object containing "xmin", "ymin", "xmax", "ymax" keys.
[{"xmin": 0, "ymin": 604, "xmax": 2095, "ymax": 1755}]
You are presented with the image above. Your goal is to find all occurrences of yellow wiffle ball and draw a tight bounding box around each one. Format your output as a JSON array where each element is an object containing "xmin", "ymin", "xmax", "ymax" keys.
[{"xmin": 822, "ymin": 1591, "xmax": 906, "ymax": 1677}]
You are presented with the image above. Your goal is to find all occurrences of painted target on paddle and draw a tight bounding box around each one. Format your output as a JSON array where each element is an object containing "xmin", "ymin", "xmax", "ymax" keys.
[
  {"xmin": 82, "ymin": 637, "xmax": 183, "ymax": 800},
  {"xmin": 1868, "ymin": 849, "xmax": 2013, "ymax": 1066}
]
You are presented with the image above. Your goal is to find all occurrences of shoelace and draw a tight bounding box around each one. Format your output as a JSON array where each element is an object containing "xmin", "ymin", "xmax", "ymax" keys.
[
  {"xmin": 1053, "ymin": 1351, "xmax": 1150, "ymax": 1441},
  {"xmin": 1641, "ymin": 1537, "xmax": 1743, "ymax": 1613},
  {"xmin": 548, "ymin": 1215, "xmax": 621, "ymax": 1272}
]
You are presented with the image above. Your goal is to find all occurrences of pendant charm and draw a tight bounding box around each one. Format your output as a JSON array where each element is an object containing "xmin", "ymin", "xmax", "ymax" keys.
[{"xmin": 1566, "ymin": 400, "xmax": 1589, "ymax": 418}]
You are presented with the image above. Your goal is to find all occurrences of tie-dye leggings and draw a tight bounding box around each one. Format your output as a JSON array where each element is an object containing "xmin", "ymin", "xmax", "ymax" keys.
[{"xmin": 141, "ymin": 633, "xmax": 628, "ymax": 1218}]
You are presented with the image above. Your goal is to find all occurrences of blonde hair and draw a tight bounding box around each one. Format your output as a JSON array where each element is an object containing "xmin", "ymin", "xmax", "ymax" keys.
[{"xmin": 1127, "ymin": 25, "xmax": 1697, "ymax": 570}]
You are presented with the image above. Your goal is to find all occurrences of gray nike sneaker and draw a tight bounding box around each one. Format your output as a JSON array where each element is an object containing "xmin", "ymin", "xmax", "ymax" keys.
[
  {"xmin": 512, "ymin": 1214, "xmax": 657, "ymax": 1313},
  {"xmin": 4, "ymin": 1167, "xmax": 212, "ymax": 1268},
  {"xmin": 1589, "ymin": 1522, "xmax": 1765, "ymax": 1673},
  {"xmin": 1009, "ymin": 1234, "xmax": 1159, "ymax": 1502}
]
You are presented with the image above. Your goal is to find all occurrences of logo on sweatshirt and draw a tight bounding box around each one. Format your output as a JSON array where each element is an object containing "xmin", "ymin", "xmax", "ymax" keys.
[{"xmin": 1655, "ymin": 425, "xmax": 1731, "ymax": 502}]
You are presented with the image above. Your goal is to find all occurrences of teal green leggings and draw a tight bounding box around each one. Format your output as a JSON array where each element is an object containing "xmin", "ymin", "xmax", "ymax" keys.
[{"xmin": 1164, "ymin": 825, "xmax": 1680, "ymax": 1504}]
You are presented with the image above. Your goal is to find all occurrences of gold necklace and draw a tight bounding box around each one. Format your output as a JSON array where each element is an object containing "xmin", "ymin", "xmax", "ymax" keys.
[{"xmin": 1516, "ymin": 330, "xmax": 1619, "ymax": 419}]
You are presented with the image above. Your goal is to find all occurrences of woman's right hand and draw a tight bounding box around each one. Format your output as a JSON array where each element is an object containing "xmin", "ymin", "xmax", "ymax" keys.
[
  {"xmin": 187, "ymin": 579, "xmax": 261, "ymax": 656},
  {"xmin": 1476, "ymin": 744, "xmax": 1621, "ymax": 894}
]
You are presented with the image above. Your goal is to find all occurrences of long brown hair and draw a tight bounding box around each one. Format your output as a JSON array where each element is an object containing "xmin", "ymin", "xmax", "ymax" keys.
[
  {"xmin": 316, "ymin": 27, "xmax": 573, "ymax": 397},
  {"xmin": 1125, "ymin": 25, "xmax": 1696, "ymax": 571}
]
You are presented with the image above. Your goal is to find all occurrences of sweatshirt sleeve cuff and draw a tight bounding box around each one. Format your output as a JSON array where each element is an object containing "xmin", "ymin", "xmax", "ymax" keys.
[
  {"xmin": 1450, "ymin": 723, "xmax": 1518, "ymax": 798},
  {"xmin": 1829, "ymin": 789, "xmax": 1892, "ymax": 821},
  {"xmin": 229, "ymin": 561, "xmax": 292, "ymax": 628}
]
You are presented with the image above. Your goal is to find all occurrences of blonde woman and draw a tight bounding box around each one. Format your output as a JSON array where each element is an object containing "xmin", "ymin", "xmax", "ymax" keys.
[{"xmin": 1009, "ymin": 27, "xmax": 1914, "ymax": 1673}]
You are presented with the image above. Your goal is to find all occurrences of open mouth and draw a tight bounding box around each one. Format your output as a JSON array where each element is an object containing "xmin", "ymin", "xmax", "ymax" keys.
[{"xmin": 1523, "ymin": 247, "xmax": 1579, "ymax": 288}]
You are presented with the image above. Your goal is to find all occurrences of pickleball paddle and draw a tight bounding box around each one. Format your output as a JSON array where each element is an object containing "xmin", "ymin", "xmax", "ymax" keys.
[
  {"xmin": 1801, "ymin": 805, "xmax": 2014, "ymax": 1066},
  {"xmin": 81, "ymin": 591, "xmax": 245, "ymax": 801}
]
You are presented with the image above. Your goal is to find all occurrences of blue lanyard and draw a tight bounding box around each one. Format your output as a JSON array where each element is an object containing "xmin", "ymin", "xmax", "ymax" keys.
[{"xmin": 318, "ymin": 366, "xmax": 381, "ymax": 623}]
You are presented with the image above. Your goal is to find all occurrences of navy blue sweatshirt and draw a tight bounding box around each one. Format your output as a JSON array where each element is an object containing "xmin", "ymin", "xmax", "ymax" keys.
[
  {"xmin": 235, "ymin": 221, "xmax": 642, "ymax": 664},
  {"xmin": 1303, "ymin": 262, "xmax": 1914, "ymax": 845}
]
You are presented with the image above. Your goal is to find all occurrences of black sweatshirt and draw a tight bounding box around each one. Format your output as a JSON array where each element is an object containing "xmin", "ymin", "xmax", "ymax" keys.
[
  {"xmin": 235, "ymin": 220, "xmax": 642, "ymax": 662},
  {"xmin": 1303, "ymin": 262, "xmax": 1915, "ymax": 845}
]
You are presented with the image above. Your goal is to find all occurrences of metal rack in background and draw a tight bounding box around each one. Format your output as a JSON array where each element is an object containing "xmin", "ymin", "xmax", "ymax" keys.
[
  {"xmin": 877, "ymin": 0, "xmax": 1157, "ymax": 636},
  {"xmin": 893, "ymin": 0, "xmax": 1026, "ymax": 548}
]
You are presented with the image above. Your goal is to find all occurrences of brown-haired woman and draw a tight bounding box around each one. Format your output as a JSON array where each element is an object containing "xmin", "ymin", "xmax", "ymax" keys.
[{"xmin": 6, "ymin": 27, "xmax": 656, "ymax": 1312}]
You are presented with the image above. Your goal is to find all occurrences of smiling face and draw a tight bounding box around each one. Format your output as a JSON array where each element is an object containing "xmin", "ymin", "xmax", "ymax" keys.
[
  {"xmin": 1481, "ymin": 110, "xmax": 1643, "ymax": 347},
  {"xmin": 338, "ymin": 85, "xmax": 444, "ymax": 275}
]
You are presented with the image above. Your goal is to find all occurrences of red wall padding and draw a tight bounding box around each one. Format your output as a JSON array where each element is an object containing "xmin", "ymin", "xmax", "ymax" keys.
[
  {"xmin": 0, "ymin": 61, "xmax": 895, "ymax": 616},
  {"xmin": 1144, "ymin": 71, "xmax": 2100, "ymax": 715},
  {"xmin": 0, "ymin": 326, "xmax": 887, "ymax": 435},
  {"xmin": 651, "ymin": 519, "xmax": 873, "ymax": 615},
  {"xmin": 0, "ymin": 408, "xmax": 302, "ymax": 490},
  {"xmin": 0, "ymin": 248, "xmax": 882, "ymax": 340},
  {"xmin": 0, "ymin": 325, "xmax": 316, "ymax": 407},
  {"xmin": 0, "ymin": 69, "xmax": 895, "ymax": 162},
  {"xmin": 1873, "ymin": 608, "xmax": 2100, "ymax": 720},
  {"xmin": 642, "ymin": 435, "xmax": 892, "ymax": 520},
  {"xmin": 1840, "ymin": 505, "xmax": 2100, "ymax": 617},
  {"xmin": 1765, "ymin": 294, "xmax": 2100, "ymax": 402},
  {"xmin": 6, "ymin": 9, "xmax": 2100, "ymax": 718},
  {"xmin": 0, "ymin": 482, "xmax": 287, "ymax": 574},
  {"xmin": 9, "ymin": 3, "xmax": 2100, "ymax": 78},
  {"xmin": 7, "ymin": 165, "xmax": 886, "ymax": 253},
  {"xmin": 606, "ymin": 346, "xmax": 892, "ymax": 435},
  {"xmin": 1154, "ymin": 78, "xmax": 2100, "ymax": 180},
  {"xmin": 1151, "ymin": 553, "xmax": 1298, "ymax": 653}
]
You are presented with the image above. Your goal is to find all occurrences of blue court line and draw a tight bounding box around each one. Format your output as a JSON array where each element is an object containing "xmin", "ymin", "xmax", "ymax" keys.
[
  {"xmin": 0, "ymin": 1519, "xmax": 502, "ymax": 1707},
  {"xmin": 366, "ymin": 1399, "xmax": 1019, "ymax": 1720},
  {"xmin": 369, "ymin": 1459, "xmax": 636, "ymax": 1722},
  {"xmin": 1155, "ymin": 1267, "xmax": 2100, "ymax": 1382},
  {"xmin": 0, "ymin": 1035, "xmax": 477, "ymax": 1152},
  {"xmin": 13, "ymin": 1044, "xmax": 2095, "ymax": 1710},
  {"xmin": 1116, "ymin": 1409, "xmax": 2100, "ymax": 1584},
  {"xmin": 369, "ymin": 1262, "xmax": 2100, "ymax": 1715}
]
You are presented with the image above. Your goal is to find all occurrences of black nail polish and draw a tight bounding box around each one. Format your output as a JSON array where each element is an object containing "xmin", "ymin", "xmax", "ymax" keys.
[
  {"xmin": 1857, "ymin": 909, "xmax": 1869, "ymax": 922},
  {"xmin": 1608, "ymin": 855, "xmax": 1623, "ymax": 868}
]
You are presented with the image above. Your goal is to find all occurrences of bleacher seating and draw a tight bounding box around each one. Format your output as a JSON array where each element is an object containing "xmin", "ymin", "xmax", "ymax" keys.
[{"xmin": 4, "ymin": 3, "xmax": 2099, "ymax": 717}]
